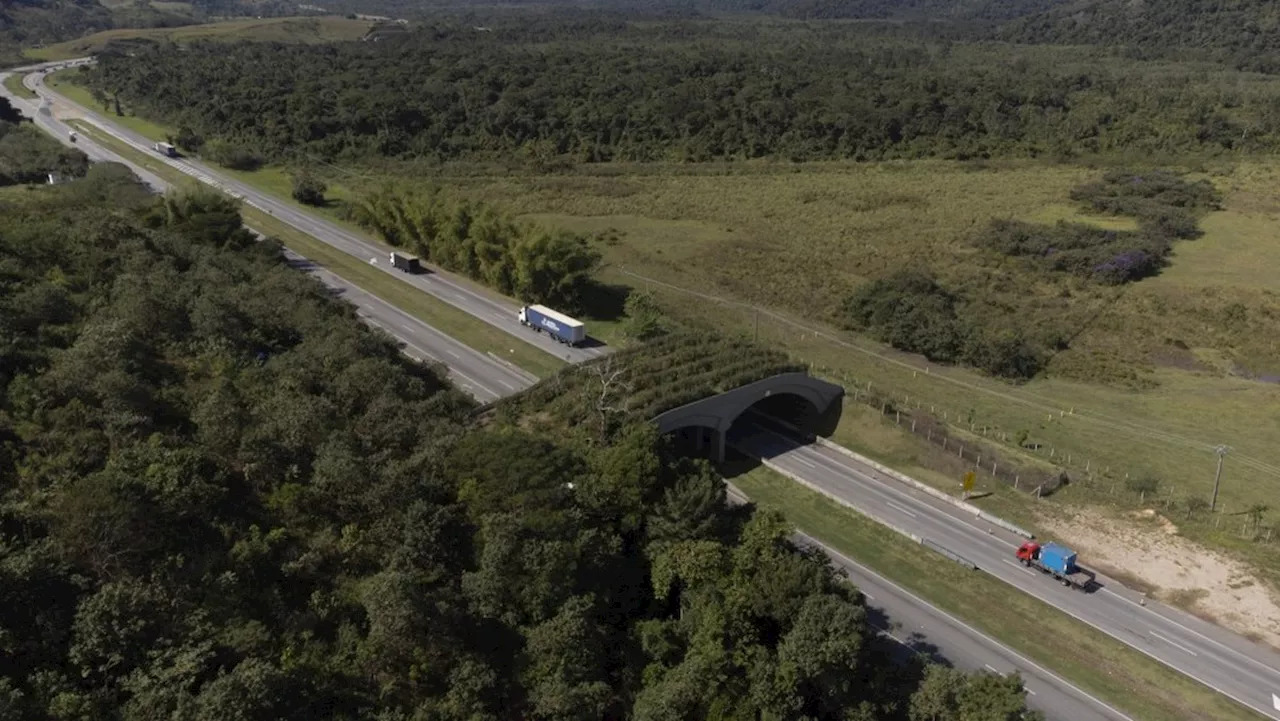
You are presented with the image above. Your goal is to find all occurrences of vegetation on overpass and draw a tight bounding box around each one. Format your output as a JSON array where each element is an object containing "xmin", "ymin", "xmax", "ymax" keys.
[{"xmin": 488, "ymin": 332, "xmax": 806, "ymax": 441}]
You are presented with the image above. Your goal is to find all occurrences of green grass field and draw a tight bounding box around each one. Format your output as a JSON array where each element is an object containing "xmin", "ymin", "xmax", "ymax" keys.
[
  {"xmin": 2, "ymin": 72, "xmax": 37, "ymax": 99},
  {"xmin": 46, "ymin": 69, "xmax": 171, "ymax": 142},
  {"xmin": 64, "ymin": 119, "xmax": 567, "ymax": 379},
  {"xmin": 25, "ymin": 16, "xmax": 374, "ymax": 61},
  {"xmin": 404, "ymin": 159, "xmax": 1280, "ymax": 584},
  {"xmin": 730, "ymin": 463, "xmax": 1269, "ymax": 721}
]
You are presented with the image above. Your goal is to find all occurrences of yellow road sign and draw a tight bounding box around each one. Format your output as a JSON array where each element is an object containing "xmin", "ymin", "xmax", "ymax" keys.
[{"xmin": 962, "ymin": 471, "xmax": 976, "ymax": 491}]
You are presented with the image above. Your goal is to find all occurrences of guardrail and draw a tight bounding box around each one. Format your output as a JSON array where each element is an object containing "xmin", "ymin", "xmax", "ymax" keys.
[
  {"xmin": 923, "ymin": 539, "xmax": 978, "ymax": 570},
  {"xmin": 754, "ymin": 414, "xmax": 1035, "ymax": 539}
]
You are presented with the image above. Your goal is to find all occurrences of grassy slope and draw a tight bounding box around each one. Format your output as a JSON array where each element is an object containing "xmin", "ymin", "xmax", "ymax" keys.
[
  {"xmin": 731, "ymin": 463, "xmax": 1268, "ymax": 721},
  {"xmin": 417, "ymin": 159, "xmax": 1280, "ymax": 584},
  {"xmin": 63, "ymin": 118, "xmax": 566, "ymax": 379},
  {"xmin": 2, "ymin": 73, "xmax": 36, "ymax": 99},
  {"xmin": 25, "ymin": 16, "xmax": 374, "ymax": 61}
]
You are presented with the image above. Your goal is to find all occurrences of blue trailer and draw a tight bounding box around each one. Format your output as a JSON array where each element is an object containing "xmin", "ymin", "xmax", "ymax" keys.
[
  {"xmin": 518, "ymin": 304, "xmax": 586, "ymax": 346},
  {"xmin": 1017, "ymin": 541, "xmax": 1095, "ymax": 590}
]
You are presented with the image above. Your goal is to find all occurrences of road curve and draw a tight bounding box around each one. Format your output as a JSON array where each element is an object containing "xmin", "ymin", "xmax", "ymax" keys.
[
  {"xmin": 731, "ymin": 419, "xmax": 1280, "ymax": 721},
  {"xmin": 18, "ymin": 60, "xmax": 609, "ymax": 366},
  {"xmin": 1, "ymin": 59, "xmax": 1164, "ymax": 721}
]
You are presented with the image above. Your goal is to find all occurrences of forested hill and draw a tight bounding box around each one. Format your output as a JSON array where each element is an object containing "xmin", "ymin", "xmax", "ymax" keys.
[
  {"xmin": 0, "ymin": 0, "xmax": 193, "ymax": 65},
  {"xmin": 83, "ymin": 25, "xmax": 1280, "ymax": 165},
  {"xmin": 1000, "ymin": 0, "xmax": 1280, "ymax": 70},
  {"xmin": 665, "ymin": 0, "xmax": 1063, "ymax": 21},
  {"xmin": 0, "ymin": 167, "xmax": 1037, "ymax": 718}
]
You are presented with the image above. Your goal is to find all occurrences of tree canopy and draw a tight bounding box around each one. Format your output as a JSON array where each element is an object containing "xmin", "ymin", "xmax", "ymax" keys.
[
  {"xmin": 78, "ymin": 17, "xmax": 1280, "ymax": 166},
  {"xmin": 0, "ymin": 166, "xmax": 1038, "ymax": 719}
]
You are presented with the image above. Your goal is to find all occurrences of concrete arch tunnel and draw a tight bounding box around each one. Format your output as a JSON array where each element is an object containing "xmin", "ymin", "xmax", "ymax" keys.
[{"xmin": 651, "ymin": 372, "xmax": 845, "ymax": 462}]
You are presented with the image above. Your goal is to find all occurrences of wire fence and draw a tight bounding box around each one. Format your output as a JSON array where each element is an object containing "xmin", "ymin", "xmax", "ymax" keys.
[{"xmin": 621, "ymin": 268, "xmax": 1279, "ymax": 545}]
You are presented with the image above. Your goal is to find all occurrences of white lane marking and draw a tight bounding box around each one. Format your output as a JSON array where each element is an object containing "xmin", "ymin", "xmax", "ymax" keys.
[
  {"xmin": 1025, "ymin": 687, "xmax": 1037, "ymax": 696},
  {"xmin": 1002, "ymin": 559, "xmax": 1037, "ymax": 576},
  {"xmin": 885, "ymin": 500, "xmax": 919, "ymax": 519},
  {"xmin": 446, "ymin": 349, "xmax": 460, "ymax": 359},
  {"xmin": 1272, "ymin": 693, "xmax": 1279, "ymax": 711},
  {"xmin": 862, "ymin": 592, "xmax": 874, "ymax": 601},
  {"xmin": 984, "ymin": 664, "xmax": 999, "ymax": 673},
  {"xmin": 1101, "ymin": 588, "xmax": 1280, "ymax": 680},
  {"xmin": 794, "ymin": 456, "xmax": 817, "ymax": 469},
  {"xmin": 1149, "ymin": 630, "xmax": 1199, "ymax": 657},
  {"xmin": 800, "ymin": 534, "xmax": 1138, "ymax": 721},
  {"xmin": 497, "ymin": 379, "xmax": 517, "ymax": 391}
]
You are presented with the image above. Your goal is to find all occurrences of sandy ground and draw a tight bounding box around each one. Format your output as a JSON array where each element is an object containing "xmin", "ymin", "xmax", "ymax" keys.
[{"xmin": 1039, "ymin": 505, "xmax": 1280, "ymax": 649}]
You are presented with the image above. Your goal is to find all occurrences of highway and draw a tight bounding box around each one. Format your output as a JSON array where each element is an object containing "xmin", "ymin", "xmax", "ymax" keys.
[
  {"xmin": 0, "ymin": 60, "xmax": 1234, "ymax": 721},
  {"xmin": 14, "ymin": 59, "xmax": 608, "ymax": 367},
  {"xmin": 722, "ymin": 488, "xmax": 1134, "ymax": 721},
  {"xmin": 0, "ymin": 64, "xmax": 534, "ymax": 402},
  {"xmin": 731, "ymin": 419, "xmax": 1280, "ymax": 721}
]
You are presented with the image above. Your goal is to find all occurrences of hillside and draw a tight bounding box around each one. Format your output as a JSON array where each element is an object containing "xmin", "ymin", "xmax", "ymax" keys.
[
  {"xmin": 685, "ymin": 0, "xmax": 1065, "ymax": 21},
  {"xmin": 1001, "ymin": 0, "xmax": 1280, "ymax": 70}
]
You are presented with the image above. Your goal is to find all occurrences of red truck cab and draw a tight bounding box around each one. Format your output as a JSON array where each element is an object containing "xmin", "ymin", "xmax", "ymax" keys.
[{"xmin": 1016, "ymin": 541, "xmax": 1041, "ymax": 564}]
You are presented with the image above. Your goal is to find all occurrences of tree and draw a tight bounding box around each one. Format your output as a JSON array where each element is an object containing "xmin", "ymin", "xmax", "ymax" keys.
[
  {"xmin": 291, "ymin": 170, "xmax": 327, "ymax": 206},
  {"xmin": 511, "ymin": 229, "xmax": 601, "ymax": 311},
  {"xmin": 623, "ymin": 290, "xmax": 667, "ymax": 342},
  {"xmin": 175, "ymin": 125, "xmax": 204, "ymax": 153}
]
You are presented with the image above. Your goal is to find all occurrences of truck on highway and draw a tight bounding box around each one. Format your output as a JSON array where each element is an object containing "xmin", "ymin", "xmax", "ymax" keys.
[
  {"xmin": 389, "ymin": 251, "xmax": 422, "ymax": 274},
  {"xmin": 518, "ymin": 304, "xmax": 586, "ymax": 346},
  {"xmin": 154, "ymin": 141, "xmax": 177, "ymax": 157},
  {"xmin": 1016, "ymin": 541, "xmax": 1095, "ymax": 590}
]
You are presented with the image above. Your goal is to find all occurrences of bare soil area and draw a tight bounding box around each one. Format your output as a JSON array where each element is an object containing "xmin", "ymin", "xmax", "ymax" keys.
[{"xmin": 1039, "ymin": 506, "xmax": 1280, "ymax": 649}]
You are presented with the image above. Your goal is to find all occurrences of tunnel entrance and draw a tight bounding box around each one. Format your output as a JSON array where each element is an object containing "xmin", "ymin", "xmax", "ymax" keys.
[{"xmin": 652, "ymin": 372, "xmax": 845, "ymax": 463}]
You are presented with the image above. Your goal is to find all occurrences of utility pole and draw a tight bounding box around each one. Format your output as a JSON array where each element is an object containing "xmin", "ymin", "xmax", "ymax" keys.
[{"xmin": 1210, "ymin": 444, "xmax": 1230, "ymax": 512}]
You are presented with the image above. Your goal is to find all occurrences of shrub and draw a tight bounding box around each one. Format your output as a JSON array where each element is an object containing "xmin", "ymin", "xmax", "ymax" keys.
[
  {"xmin": 291, "ymin": 171, "xmax": 327, "ymax": 206},
  {"xmin": 203, "ymin": 139, "xmax": 263, "ymax": 171}
]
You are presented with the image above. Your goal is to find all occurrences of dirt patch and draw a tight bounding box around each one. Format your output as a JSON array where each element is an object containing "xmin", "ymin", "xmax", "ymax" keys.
[{"xmin": 1038, "ymin": 505, "xmax": 1280, "ymax": 649}]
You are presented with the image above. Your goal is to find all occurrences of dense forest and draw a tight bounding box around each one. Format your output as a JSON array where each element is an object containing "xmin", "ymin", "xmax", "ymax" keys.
[
  {"xmin": 0, "ymin": 97, "xmax": 88, "ymax": 184},
  {"xmin": 78, "ymin": 20, "xmax": 1280, "ymax": 165},
  {"xmin": 0, "ymin": 166, "xmax": 1038, "ymax": 718},
  {"xmin": 1000, "ymin": 0, "xmax": 1280, "ymax": 72}
]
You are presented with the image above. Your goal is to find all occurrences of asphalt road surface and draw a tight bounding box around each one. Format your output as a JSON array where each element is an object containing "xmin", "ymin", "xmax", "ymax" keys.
[
  {"xmin": 0, "ymin": 59, "xmax": 1247, "ymax": 721},
  {"xmin": 0, "ymin": 64, "xmax": 534, "ymax": 401},
  {"xmin": 731, "ymin": 419, "xmax": 1280, "ymax": 721},
  {"xmin": 723, "ymin": 486, "xmax": 1135, "ymax": 721},
  {"xmin": 18, "ymin": 60, "xmax": 609, "ymax": 367}
]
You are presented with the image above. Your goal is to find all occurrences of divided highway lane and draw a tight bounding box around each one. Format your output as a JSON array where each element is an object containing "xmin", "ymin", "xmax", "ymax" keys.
[
  {"xmin": 0, "ymin": 59, "xmax": 1173, "ymax": 721},
  {"xmin": 732, "ymin": 421, "xmax": 1280, "ymax": 721},
  {"xmin": 722, "ymin": 487, "xmax": 1132, "ymax": 721},
  {"xmin": 800, "ymin": 533, "xmax": 1133, "ymax": 721},
  {"xmin": 22, "ymin": 63, "xmax": 609, "ymax": 366},
  {"xmin": 0, "ymin": 70, "xmax": 534, "ymax": 403}
]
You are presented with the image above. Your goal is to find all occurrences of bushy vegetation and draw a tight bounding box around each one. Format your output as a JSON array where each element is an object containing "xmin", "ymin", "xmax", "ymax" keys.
[
  {"xmin": 839, "ymin": 269, "xmax": 1046, "ymax": 380},
  {"xmin": 977, "ymin": 170, "xmax": 1221, "ymax": 284},
  {"xmin": 1000, "ymin": 0, "xmax": 1280, "ymax": 72},
  {"xmin": 838, "ymin": 169, "xmax": 1220, "ymax": 379},
  {"xmin": 496, "ymin": 332, "xmax": 807, "ymax": 439},
  {"xmin": 75, "ymin": 18, "xmax": 1280, "ymax": 165},
  {"xmin": 0, "ymin": 119, "xmax": 88, "ymax": 185},
  {"xmin": 347, "ymin": 186, "xmax": 601, "ymax": 311},
  {"xmin": 0, "ymin": 168, "xmax": 1038, "ymax": 720}
]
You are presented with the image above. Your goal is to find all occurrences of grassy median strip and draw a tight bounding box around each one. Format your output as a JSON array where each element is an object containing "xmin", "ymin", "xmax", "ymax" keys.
[
  {"xmin": 730, "ymin": 462, "xmax": 1268, "ymax": 721},
  {"xmin": 67, "ymin": 120, "xmax": 566, "ymax": 380},
  {"xmin": 3, "ymin": 73, "xmax": 38, "ymax": 99}
]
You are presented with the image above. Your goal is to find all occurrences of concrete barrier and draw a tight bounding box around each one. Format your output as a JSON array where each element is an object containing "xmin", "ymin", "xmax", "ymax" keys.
[{"xmin": 757, "ymin": 415, "xmax": 1035, "ymax": 539}]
